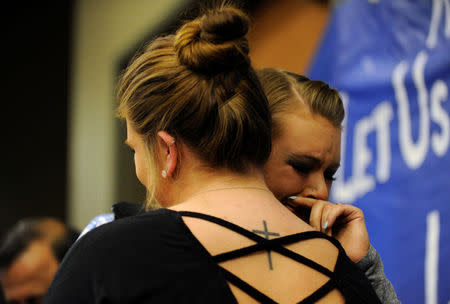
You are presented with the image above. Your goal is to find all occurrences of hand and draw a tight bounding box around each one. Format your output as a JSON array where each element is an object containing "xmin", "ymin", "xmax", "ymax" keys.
[{"xmin": 285, "ymin": 197, "xmax": 370, "ymax": 263}]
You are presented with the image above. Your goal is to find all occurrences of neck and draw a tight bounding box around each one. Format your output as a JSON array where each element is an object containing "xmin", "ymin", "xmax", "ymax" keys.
[{"xmin": 161, "ymin": 166, "xmax": 269, "ymax": 207}]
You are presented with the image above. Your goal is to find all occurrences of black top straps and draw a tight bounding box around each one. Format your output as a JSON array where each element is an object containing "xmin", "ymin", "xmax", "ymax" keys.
[
  {"xmin": 44, "ymin": 208, "xmax": 381, "ymax": 304},
  {"xmin": 178, "ymin": 211, "xmax": 341, "ymax": 304}
]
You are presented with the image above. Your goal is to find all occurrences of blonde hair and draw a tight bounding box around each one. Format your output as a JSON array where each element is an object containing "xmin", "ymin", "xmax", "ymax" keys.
[
  {"xmin": 256, "ymin": 68, "xmax": 344, "ymax": 139},
  {"xmin": 117, "ymin": 6, "xmax": 271, "ymax": 209}
]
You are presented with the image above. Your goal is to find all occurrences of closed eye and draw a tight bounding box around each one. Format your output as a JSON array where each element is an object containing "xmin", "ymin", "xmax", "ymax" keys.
[
  {"xmin": 287, "ymin": 159, "xmax": 315, "ymax": 175},
  {"xmin": 291, "ymin": 163, "xmax": 312, "ymax": 174}
]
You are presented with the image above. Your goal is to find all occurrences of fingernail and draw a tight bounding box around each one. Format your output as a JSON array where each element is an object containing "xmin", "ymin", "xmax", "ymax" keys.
[
  {"xmin": 322, "ymin": 221, "xmax": 328, "ymax": 230},
  {"xmin": 288, "ymin": 196, "xmax": 297, "ymax": 200}
]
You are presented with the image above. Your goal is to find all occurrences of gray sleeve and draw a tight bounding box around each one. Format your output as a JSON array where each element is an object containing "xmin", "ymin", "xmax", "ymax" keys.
[{"xmin": 356, "ymin": 244, "xmax": 402, "ymax": 304}]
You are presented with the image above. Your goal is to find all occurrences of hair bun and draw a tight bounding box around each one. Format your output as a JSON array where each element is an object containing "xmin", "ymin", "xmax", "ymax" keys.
[
  {"xmin": 199, "ymin": 7, "xmax": 249, "ymax": 43},
  {"xmin": 174, "ymin": 7, "xmax": 251, "ymax": 74}
]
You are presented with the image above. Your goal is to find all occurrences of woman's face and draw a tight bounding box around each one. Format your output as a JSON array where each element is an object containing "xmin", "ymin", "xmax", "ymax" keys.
[
  {"xmin": 263, "ymin": 106, "xmax": 341, "ymax": 203},
  {"xmin": 125, "ymin": 120, "xmax": 149, "ymax": 188}
]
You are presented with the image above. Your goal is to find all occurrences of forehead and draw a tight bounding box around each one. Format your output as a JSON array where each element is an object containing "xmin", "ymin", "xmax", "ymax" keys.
[{"xmin": 274, "ymin": 107, "xmax": 341, "ymax": 161}]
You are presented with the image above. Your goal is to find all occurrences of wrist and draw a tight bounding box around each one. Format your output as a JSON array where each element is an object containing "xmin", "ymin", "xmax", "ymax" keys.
[{"xmin": 355, "ymin": 243, "xmax": 376, "ymax": 271}]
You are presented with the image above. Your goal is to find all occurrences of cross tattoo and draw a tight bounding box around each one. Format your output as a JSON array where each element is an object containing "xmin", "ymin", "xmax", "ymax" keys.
[{"xmin": 252, "ymin": 220, "xmax": 280, "ymax": 270}]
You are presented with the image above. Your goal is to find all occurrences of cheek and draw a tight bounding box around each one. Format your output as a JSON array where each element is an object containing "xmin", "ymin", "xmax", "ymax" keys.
[
  {"xmin": 263, "ymin": 159, "xmax": 305, "ymax": 200},
  {"xmin": 134, "ymin": 152, "xmax": 148, "ymax": 187},
  {"xmin": 263, "ymin": 153, "xmax": 283, "ymax": 195}
]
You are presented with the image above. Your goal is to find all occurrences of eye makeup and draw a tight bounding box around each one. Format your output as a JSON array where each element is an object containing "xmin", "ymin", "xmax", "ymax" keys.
[
  {"xmin": 286, "ymin": 154, "xmax": 340, "ymax": 181},
  {"xmin": 286, "ymin": 155, "xmax": 320, "ymax": 175}
]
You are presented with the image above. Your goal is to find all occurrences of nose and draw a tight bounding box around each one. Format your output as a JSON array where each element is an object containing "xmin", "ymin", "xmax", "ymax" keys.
[{"xmin": 303, "ymin": 172, "xmax": 329, "ymax": 201}]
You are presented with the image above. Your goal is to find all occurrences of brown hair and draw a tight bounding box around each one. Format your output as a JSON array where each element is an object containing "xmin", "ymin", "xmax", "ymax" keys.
[
  {"xmin": 256, "ymin": 68, "xmax": 344, "ymax": 139},
  {"xmin": 117, "ymin": 6, "xmax": 271, "ymax": 208}
]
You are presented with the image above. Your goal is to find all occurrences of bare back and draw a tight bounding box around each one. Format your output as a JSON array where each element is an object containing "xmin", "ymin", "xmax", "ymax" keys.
[{"xmin": 172, "ymin": 191, "xmax": 346, "ymax": 303}]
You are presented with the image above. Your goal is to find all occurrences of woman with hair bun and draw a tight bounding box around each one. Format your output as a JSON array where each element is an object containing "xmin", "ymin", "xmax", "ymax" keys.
[{"xmin": 44, "ymin": 6, "xmax": 381, "ymax": 304}]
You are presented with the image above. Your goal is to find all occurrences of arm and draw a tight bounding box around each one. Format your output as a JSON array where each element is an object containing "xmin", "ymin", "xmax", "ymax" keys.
[{"xmin": 356, "ymin": 244, "xmax": 401, "ymax": 304}]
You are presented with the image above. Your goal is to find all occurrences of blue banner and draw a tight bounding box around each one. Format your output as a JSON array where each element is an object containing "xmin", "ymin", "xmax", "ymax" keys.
[{"xmin": 308, "ymin": 1, "xmax": 450, "ymax": 303}]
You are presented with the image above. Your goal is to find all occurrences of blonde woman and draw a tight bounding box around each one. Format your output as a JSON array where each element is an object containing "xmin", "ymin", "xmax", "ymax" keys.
[
  {"xmin": 45, "ymin": 6, "xmax": 381, "ymax": 304},
  {"xmin": 81, "ymin": 68, "xmax": 400, "ymax": 303},
  {"xmin": 258, "ymin": 68, "xmax": 400, "ymax": 304}
]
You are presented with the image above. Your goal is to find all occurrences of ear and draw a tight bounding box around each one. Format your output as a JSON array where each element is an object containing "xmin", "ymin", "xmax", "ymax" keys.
[{"xmin": 157, "ymin": 131, "xmax": 177, "ymax": 178}]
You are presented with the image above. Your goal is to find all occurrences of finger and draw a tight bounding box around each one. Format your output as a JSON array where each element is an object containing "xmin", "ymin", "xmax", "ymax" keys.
[
  {"xmin": 331, "ymin": 204, "xmax": 364, "ymax": 226},
  {"xmin": 309, "ymin": 200, "xmax": 326, "ymax": 230},
  {"xmin": 323, "ymin": 204, "xmax": 366, "ymax": 237},
  {"xmin": 287, "ymin": 196, "xmax": 319, "ymax": 209},
  {"xmin": 284, "ymin": 197, "xmax": 311, "ymax": 222},
  {"xmin": 323, "ymin": 204, "xmax": 345, "ymax": 235},
  {"xmin": 321, "ymin": 204, "xmax": 337, "ymax": 235},
  {"xmin": 287, "ymin": 197, "xmax": 333, "ymax": 230},
  {"xmin": 294, "ymin": 198, "xmax": 334, "ymax": 232}
]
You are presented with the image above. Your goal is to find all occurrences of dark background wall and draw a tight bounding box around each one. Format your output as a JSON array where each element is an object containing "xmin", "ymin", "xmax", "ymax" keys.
[{"xmin": 0, "ymin": 2, "xmax": 73, "ymax": 234}]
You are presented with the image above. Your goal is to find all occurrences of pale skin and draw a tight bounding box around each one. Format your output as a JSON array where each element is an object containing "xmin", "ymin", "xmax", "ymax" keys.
[
  {"xmin": 126, "ymin": 101, "xmax": 370, "ymax": 264},
  {"xmin": 125, "ymin": 120, "xmax": 346, "ymax": 303},
  {"xmin": 263, "ymin": 105, "xmax": 370, "ymax": 262},
  {"xmin": 125, "ymin": 101, "xmax": 371, "ymax": 266}
]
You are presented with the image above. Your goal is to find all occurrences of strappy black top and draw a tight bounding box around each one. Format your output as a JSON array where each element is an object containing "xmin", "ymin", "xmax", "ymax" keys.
[{"xmin": 43, "ymin": 209, "xmax": 381, "ymax": 304}]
